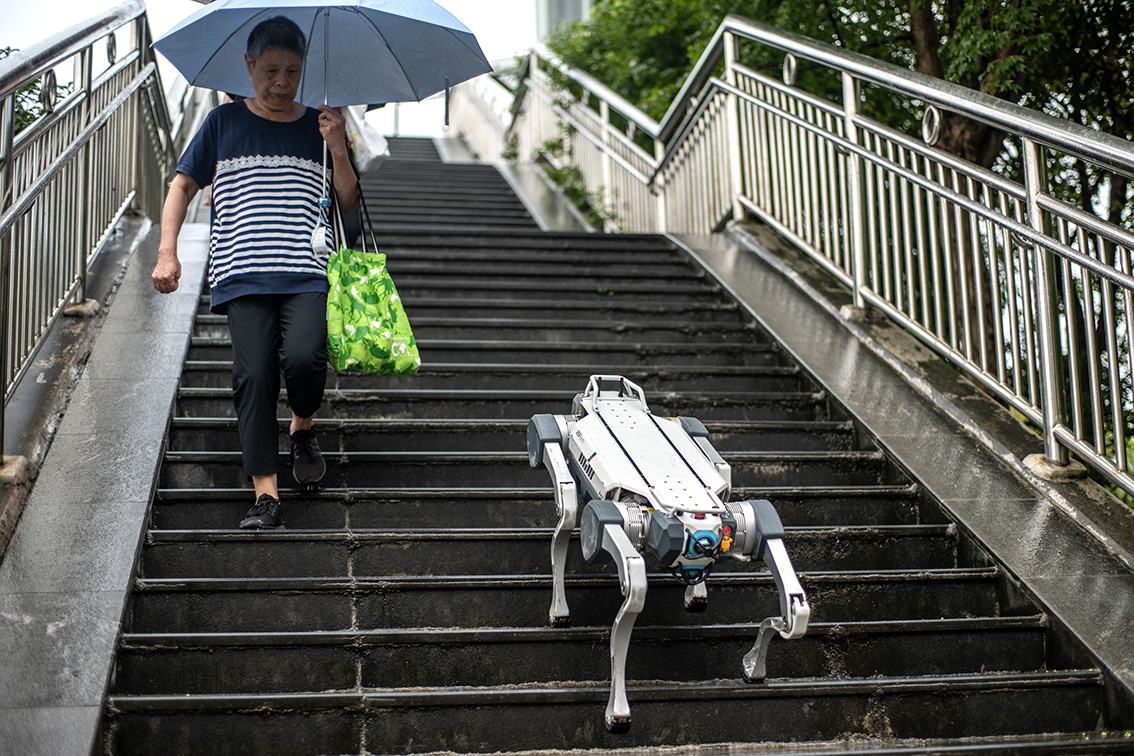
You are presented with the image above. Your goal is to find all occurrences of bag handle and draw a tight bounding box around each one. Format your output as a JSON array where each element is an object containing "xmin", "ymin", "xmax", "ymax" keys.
[{"xmin": 331, "ymin": 180, "xmax": 380, "ymax": 255}]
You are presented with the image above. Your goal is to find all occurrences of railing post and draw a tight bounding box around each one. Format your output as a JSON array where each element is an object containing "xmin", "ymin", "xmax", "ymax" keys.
[
  {"xmin": 841, "ymin": 72, "xmax": 866, "ymax": 310},
  {"xmin": 599, "ymin": 99, "xmax": 613, "ymax": 231},
  {"xmin": 0, "ymin": 96, "xmax": 13, "ymax": 459},
  {"xmin": 654, "ymin": 138, "xmax": 667, "ymax": 233},
  {"xmin": 723, "ymin": 31, "xmax": 745, "ymax": 225},
  {"xmin": 77, "ymin": 45, "xmax": 94, "ymax": 303},
  {"xmin": 1023, "ymin": 137, "xmax": 1070, "ymax": 467}
]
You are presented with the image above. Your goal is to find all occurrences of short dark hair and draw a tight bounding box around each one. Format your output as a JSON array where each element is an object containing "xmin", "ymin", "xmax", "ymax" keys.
[{"xmin": 246, "ymin": 16, "xmax": 307, "ymax": 63}]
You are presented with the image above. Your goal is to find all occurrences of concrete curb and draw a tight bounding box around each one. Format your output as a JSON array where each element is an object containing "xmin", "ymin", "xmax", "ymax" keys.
[{"xmin": 0, "ymin": 222, "xmax": 209, "ymax": 756}]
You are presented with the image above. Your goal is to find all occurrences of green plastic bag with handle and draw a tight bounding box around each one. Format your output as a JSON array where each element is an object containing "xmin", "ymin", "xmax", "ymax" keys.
[{"xmin": 326, "ymin": 247, "xmax": 420, "ymax": 375}]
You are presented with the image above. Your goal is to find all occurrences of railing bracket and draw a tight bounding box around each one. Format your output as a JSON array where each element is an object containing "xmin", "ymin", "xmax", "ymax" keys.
[
  {"xmin": 0, "ymin": 455, "xmax": 29, "ymax": 487},
  {"xmin": 64, "ymin": 299, "xmax": 101, "ymax": 318},
  {"xmin": 838, "ymin": 304, "xmax": 880, "ymax": 324},
  {"xmin": 1023, "ymin": 453, "xmax": 1088, "ymax": 482}
]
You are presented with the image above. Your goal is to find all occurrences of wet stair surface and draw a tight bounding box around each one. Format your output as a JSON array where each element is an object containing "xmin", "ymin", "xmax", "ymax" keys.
[{"xmin": 101, "ymin": 138, "xmax": 1132, "ymax": 754}]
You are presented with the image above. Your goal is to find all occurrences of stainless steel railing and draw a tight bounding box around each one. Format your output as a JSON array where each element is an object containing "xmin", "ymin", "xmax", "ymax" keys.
[
  {"xmin": 0, "ymin": 0, "xmax": 177, "ymax": 457},
  {"xmin": 451, "ymin": 15, "xmax": 1134, "ymax": 497}
]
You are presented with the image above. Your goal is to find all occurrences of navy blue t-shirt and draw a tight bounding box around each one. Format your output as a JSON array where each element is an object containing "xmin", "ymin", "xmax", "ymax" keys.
[{"xmin": 177, "ymin": 101, "xmax": 332, "ymax": 313}]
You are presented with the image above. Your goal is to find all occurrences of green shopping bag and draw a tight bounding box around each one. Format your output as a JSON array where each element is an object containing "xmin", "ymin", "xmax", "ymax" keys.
[{"xmin": 326, "ymin": 247, "xmax": 420, "ymax": 375}]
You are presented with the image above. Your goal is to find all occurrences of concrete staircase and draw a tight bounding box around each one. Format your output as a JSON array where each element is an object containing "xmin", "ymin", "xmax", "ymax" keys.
[{"xmin": 100, "ymin": 138, "xmax": 1131, "ymax": 754}]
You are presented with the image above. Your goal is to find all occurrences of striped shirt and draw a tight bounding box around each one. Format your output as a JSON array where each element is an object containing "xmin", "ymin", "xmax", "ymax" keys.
[{"xmin": 177, "ymin": 102, "xmax": 332, "ymax": 313}]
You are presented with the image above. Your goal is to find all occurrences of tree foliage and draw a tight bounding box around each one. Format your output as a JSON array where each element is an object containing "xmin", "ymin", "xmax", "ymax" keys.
[
  {"xmin": 548, "ymin": 1, "xmax": 1132, "ymax": 182},
  {"xmin": 0, "ymin": 47, "xmax": 72, "ymax": 135}
]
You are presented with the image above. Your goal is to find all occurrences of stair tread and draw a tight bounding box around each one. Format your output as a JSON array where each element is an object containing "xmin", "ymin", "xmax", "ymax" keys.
[
  {"xmin": 119, "ymin": 614, "xmax": 1049, "ymax": 645},
  {"xmin": 106, "ymin": 669, "xmax": 1105, "ymax": 709}
]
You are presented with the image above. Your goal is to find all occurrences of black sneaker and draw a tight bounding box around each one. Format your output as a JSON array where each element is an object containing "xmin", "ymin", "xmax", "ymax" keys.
[
  {"xmin": 240, "ymin": 493, "xmax": 285, "ymax": 530},
  {"xmin": 290, "ymin": 428, "xmax": 327, "ymax": 486}
]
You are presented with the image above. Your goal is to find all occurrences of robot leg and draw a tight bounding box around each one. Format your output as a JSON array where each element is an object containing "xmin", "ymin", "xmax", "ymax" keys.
[
  {"xmin": 528, "ymin": 415, "xmax": 577, "ymax": 627},
  {"xmin": 581, "ymin": 500, "xmax": 647, "ymax": 733}
]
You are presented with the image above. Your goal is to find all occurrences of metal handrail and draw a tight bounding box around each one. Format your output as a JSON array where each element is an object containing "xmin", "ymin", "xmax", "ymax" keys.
[
  {"xmin": 451, "ymin": 13, "xmax": 1134, "ymax": 498},
  {"xmin": 0, "ymin": 0, "xmax": 177, "ymax": 458}
]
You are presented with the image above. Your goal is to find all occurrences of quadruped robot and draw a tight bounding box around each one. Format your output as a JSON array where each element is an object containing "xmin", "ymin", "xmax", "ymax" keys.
[{"xmin": 527, "ymin": 375, "xmax": 810, "ymax": 732}]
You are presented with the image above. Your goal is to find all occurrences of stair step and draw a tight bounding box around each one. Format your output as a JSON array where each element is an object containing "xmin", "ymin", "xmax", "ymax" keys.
[
  {"xmin": 148, "ymin": 484, "xmax": 927, "ymax": 530},
  {"xmin": 103, "ymin": 671, "xmax": 1103, "ymax": 755},
  {"xmin": 114, "ymin": 615, "xmax": 1047, "ymax": 695},
  {"xmin": 197, "ymin": 300, "xmax": 746, "ymax": 323},
  {"xmin": 373, "ymin": 231, "xmax": 683, "ymax": 253},
  {"xmin": 157, "ymin": 449, "xmax": 897, "ymax": 489},
  {"xmin": 178, "ymin": 362, "xmax": 807, "ymax": 392},
  {"xmin": 187, "ymin": 340, "xmax": 789, "ymax": 367},
  {"xmin": 126, "ymin": 568, "xmax": 1009, "ymax": 633},
  {"xmin": 139, "ymin": 523, "xmax": 954, "ymax": 578},
  {"xmin": 164, "ymin": 416, "xmax": 858, "ymax": 452},
  {"xmin": 192, "ymin": 316, "xmax": 769, "ymax": 345},
  {"xmin": 173, "ymin": 386, "xmax": 834, "ymax": 421},
  {"xmin": 388, "ymin": 296, "xmax": 746, "ymax": 321}
]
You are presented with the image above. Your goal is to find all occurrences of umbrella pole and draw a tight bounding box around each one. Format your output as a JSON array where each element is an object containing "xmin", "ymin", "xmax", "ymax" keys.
[
  {"xmin": 322, "ymin": 9, "xmax": 330, "ymax": 196},
  {"xmin": 320, "ymin": 8, "xmax": 330, "ymax": 225}
]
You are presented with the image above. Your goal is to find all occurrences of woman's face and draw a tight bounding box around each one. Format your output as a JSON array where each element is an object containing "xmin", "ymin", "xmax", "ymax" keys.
[{"xmin": 244, "ymin": 47, "xmax": 303, "ymax": 112}]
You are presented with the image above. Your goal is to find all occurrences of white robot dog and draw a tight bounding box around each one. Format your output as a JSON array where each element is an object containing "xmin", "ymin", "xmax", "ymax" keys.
[{"xmin": 528, "ymin": 375, "xmax": 810, "ymax": 732}]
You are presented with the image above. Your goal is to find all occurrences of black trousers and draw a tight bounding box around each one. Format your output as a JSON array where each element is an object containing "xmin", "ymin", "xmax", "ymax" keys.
[{"xmin": 226, "ymin": 292, "xmax": 328, "ymax": 476}]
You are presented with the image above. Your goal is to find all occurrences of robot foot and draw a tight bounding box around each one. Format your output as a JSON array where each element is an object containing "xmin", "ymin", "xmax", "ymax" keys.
[
  {"xmin": 683, "ymin": 595, "xmax": 708, "ymax": 612},
  {"xmin": 605, "ymin": 714, "xmax": 631, "ymax": 734}
]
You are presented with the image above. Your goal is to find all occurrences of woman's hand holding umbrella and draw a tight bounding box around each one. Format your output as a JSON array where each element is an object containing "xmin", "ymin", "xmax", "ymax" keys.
[{"xmin": 317, "ymin": 105, "xmax": 357, "ymax": 214}]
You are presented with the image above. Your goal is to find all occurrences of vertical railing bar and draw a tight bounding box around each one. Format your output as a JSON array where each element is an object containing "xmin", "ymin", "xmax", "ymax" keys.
[
  {"xmin": 985, "ymin": 187, "xmax": 1006, "ymax": 384},
  {"xmin": 816, "ymin": 113, "xmax": 834, "ymax": 262},
  {"xmin": 864, "ymin": 133, "xmax": 879, "ymax": 297},
  {"xmin": 1103, "ymin": 275, "xmax": 1124, "ymax": 467},
  {"xmin": 969, "ymin": 176, "xmax": 988, "ymax": 370},
  {"xmin": 77, "ymin": 44, "xmax": 94, "ymax": 302},
  {"xmin": 886, "ymin": 141, "xmax": 904, "ymax": 313},
  {"xmin": 1118, "ymin": 245, "xmax": 1134, "ymax": 475},
  {"xmin": 926, "ymin": 159, "xmax": 945, "ymax": 340},
  {"xmin": 939, "ymin": 164, "xmax": 958, "ymax": 347},
  {"xmin": 1023, "ymin": 137, "xmax": 1068, "ymax": 465},
  {"xmin": 1, "ymin": 95, "xmax": 15, "ymax": 451},
  {"xmin": 900, "ymin": 147, "xmax": 917, "ymax": 320},
  {"xmin": 723, "ymin": 31, "xmax": 745, "ymax": 226},
  {"xmin": 1081, "ymin": 227, "xmax": 1105, "ymax": 454},
  {"xmin": 951, "ymin": 169, "xmax": 972, "ymax": 359},
  {"xmin": 1058, "ymin": 218, "xmax": 1084, "ymax": 439},
  {"xmin": 911, "ymin": 154, "xmax": 930, "ymax": 328},
  {"xmin": 805, "ymin": 104, "xmax": 820, "ymax": 251},
  {"xmin": 772, "ymin": 93, "xmax": 788, "ymax": 230},
  {"xmin": 841, "ymin": 73, "xmax": 865, "ymax": 308},
  {"xmin": 1002, "ymin": 196, "xmax": 1024, "ymax": 399},
  {"xmin": 1017, "ymin": 201, "xmax": 1041, "ymax": 407},
  {"xmin": 873, "ymin": 135, "xmax": 891, "ymax": 302}
]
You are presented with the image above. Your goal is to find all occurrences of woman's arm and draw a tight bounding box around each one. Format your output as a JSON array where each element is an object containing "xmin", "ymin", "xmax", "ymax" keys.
[
  {"xmin": 319, "ymin": 105, "xmax": 360, "ymax": 215},
  {"xmin": 152, "ymin": 172, "xmax": 201, "ymax": 294}
]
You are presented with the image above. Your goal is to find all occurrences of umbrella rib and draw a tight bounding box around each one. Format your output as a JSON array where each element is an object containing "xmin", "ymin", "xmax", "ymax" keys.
[
  {"xmin": 355, "ymin": 10, "xmax": 489, "ymax": 100},
  {"xmin": 298, "ymin": 11, "xmax": 324, "ymax": 106},
  {"xmin": 355, "ymin": 10, "xmax": 420, "ymax": 100},
  {"xmin": 193, "ymin": 9, "xmax": 273, "ymax": 91}
]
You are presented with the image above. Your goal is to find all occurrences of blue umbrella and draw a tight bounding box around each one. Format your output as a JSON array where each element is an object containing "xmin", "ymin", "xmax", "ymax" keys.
[{"xmin": 153, "ymin": 0, "xmax": 493, "ymax": 108}]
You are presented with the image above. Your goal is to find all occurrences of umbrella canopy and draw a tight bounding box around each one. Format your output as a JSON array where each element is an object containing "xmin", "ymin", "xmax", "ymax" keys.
[{"xmin": 153, "ymin": 0, "xmax": 493, "ymax": 108}]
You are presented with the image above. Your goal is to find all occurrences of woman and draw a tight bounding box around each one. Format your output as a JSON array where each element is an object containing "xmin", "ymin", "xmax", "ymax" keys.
[{"xmin": 152, "ymin": 16, "xmax": 359, "ymax": 529}]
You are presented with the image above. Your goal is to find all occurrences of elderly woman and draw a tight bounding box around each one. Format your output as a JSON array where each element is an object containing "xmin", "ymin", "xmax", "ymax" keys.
[{"xmin": 152, "ymin": 16, "xmax": 359, "ymax": 529}]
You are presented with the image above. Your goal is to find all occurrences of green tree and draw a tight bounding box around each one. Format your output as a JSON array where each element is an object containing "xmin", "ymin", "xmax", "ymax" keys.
[
  {"xmin": 549, "ymin": 0, "xmax": 1131, "ymax": 178},
  {"xmin": 0, "ymin": 47, "xmax": 72, "ymax": 135}
]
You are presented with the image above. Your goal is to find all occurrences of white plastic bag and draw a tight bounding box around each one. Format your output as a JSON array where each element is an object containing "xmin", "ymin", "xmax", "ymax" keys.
[{"xmin": 344, "ymin": 105, "xmax": 389, "ymax": 175}]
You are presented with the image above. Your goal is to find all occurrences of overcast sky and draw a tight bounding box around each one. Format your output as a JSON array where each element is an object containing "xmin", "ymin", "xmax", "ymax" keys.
[{"xmin": 5, "ymin": 0, "xmax": 538, "ymax": 136}]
